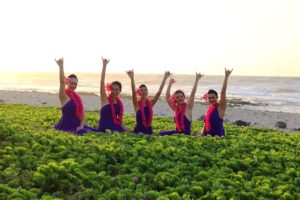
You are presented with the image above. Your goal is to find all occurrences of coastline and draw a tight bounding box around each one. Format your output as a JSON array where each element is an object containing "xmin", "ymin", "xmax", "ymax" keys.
[{"xmin": 0, "ymin": 90, "xmax": 299, "ymax": 131}]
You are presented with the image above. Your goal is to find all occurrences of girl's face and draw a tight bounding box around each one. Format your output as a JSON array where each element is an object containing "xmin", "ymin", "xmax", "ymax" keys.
[
  {"xmin": 139, "ymin": 86, "xmax": 148, "ymax": 98},
  {"xmin": 208, "ymin": 93, "xmax": 218, "ymax": 105},
  {"xmin": 66, "ymin": 78, "xmax": 78, "ymax": 91},
  {"xmin": 175, "ymin": 92, "xmax": 185, "ymax": 105},
  {"xmin": 110, "ymin": 84, "xmax": 121, "ymax": 97}
]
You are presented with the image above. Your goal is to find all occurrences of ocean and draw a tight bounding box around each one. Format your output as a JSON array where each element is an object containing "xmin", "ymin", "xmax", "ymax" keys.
[{"xmin": 0, "ymin": 72, "xmax": 299, "ymax": 113}]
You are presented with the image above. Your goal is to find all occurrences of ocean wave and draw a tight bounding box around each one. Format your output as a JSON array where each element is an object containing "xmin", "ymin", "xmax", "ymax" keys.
[{"xmin": 1, "ymin": 72, "xmax": 300, "ymax": 113}]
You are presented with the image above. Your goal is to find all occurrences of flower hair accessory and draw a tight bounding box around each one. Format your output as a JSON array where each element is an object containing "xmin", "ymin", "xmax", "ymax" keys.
[
  {"xmin": 105, "ymin": 83, "xmax": 111, "ymax": 93},
  {"xmin": 135, "ymin": 88, "xmax": 141, "ymax": 96},
  {"xmin": 202, "ymin": 93, "xmax": 208, "ymax": 102},
  {"xmin": 169, "ymin": 95, "xmax": 177, "ymax": 106},
  {"xmin": 65, "ymin": 77, "xmax": 71, "ymax": 85}
]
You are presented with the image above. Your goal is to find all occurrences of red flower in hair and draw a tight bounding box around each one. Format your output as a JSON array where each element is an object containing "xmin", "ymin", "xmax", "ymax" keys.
[
  {"xmin": 65, "ymin": 77, "xmax": 71, "ymax": 85},
  {"xmin": 105, "ymin": 83, "xmax": 111, "ymax": 93},
  {"xmin": 169, "ymin": 95, "xmax": 176, "ymax": 106},
  {"xmin": 135, "ymin": 88, "xmax": 141, "ymax": 96},
  {"xmin": 202, "ymin": 93, "xmax": 208, "ymax": 102}
]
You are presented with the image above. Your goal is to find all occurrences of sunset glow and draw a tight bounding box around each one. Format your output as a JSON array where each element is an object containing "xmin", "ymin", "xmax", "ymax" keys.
[{"xmin": 0, "ymin": 0, "xmax": 299, "ymax": 76}]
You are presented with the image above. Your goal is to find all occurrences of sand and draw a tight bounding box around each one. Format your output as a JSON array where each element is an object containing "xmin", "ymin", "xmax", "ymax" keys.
[{"xmin": 0, "ymin": 90, "xmax": 299, "ymax": 131}]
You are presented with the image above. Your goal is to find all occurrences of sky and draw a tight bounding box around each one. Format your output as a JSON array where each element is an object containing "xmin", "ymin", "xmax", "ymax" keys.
[{"xmin": 0, "ymin": 0, "xmax": 299, "ymax": 76}]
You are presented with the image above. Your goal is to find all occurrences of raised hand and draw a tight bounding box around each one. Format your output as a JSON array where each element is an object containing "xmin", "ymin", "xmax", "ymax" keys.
[
  {"xmin": 126, "ymin": 70, "xmax": 134, "ymax": 79},
  {"xmin": 219, "ymin": 68, "xmax": 233, "ymax": 118},
  {"xmin": 126, "ymin": 69, "xmax": 138, "ymax": 111},
  {"xmin": 195, "ymin": 72, "xmax": 204, "ymax": 80},
  {"xmin": 169, "ymin": 78, "xmax": 176, "ymax": 85},
  {"xmin": 225, "ymin": 68, "xmax": 233, "ymax": 77},
  {"xmin": 151, "ymin": 70, "xmax": 172, "ymax": 106},
  {"xmin": 166, "ymin": 77, "xmax": 176, "ymax": 111},
  {"xmin": 100, "ymin": 57, "xmax": 110, "ymax": 107},
  {"xmin": 55, "ymin": 57, "xmax": 68, "ymax": 106},
  {"xmin": 55, "ymin": 58, "xmax": 64, "ymax": 68},
  {"xmin": 186, "ymin": 72, "xmax": 204, "ymax": 119},
  {"xmin": 164, "ymin": 71, "xmax": 172, "ymax": 79},
  {"xmin": 102, "ymin": 57, "xmax": 110, "ymax": 66}
]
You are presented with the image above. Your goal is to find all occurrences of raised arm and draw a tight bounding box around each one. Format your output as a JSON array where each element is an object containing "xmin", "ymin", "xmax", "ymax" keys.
[
  {"xmin": 55, "ymin": 58, "xmax": 68, "ymax": 106},
  {"xmin": 151, "ymin": 71, "xmax": 171, "ymax": 106},
  {"xmin": 186, "ymin": 72, "xmax": 204, "ymax": 119},
  {"xmin": 166, "ymin": 78, "xmax": 176, "ymax": 111},
  {"xmin": 219, "ymin": 68, "xmax": 233, "ymax": 119},
  {"xmin": 100, "ymin": 57, "xmax": 110, "ymax": 108},
  {"xmin": 126, "ymin": 70, "xmax": 138, "ymax": 112}
]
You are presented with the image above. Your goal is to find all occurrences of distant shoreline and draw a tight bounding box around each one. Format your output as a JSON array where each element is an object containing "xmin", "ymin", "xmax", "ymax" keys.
[
  {"xmin": 1, "ymin": 88, "xmax": 297, "ymax": 114},
  {"xmin": 1, "ymin": 90, "xmax": 299, "ymax": 132},
  {"xmin": 1, "ymin": 73, "xmax": 299, "ymax": 113}
]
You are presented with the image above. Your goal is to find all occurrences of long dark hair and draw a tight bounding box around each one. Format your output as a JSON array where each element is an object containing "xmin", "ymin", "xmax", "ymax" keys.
[
  {"xmin": 174, "ymin": 89, "xmax": 185, "ymax": 97},
  {"xmin": 208, "ymin": 89, "xmax": 218, "ymax": 98},
  {"xmin": 68, "ymin": 74, "xmax": 78, "ymax": 81},
  {"xmin": 139, "ymin": 84, "xmax": 147, "ymax": 90},
  {"xmin": 111, "ymin": 81, "xmax": 122, "ymax": 91}
]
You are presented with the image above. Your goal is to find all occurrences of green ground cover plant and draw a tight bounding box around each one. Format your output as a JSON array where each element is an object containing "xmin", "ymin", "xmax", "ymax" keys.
[{"xmin": 0, "ymin": 103, "xmax": 300, "ymax": 199}]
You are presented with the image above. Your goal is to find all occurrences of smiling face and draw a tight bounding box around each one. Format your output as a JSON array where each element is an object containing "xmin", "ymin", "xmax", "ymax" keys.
[
  {"xmin": 110, "ymin": 83, "xmax": 121, "ymax": 97},
  {"xmin": 139, "ymin": 85, "xmax": 148, "ymax": 98},
  {"xmin": 174, "ymin": 91, "xmax": 185, "ymax": 105},
  {"xmin": 66, "ymin": 77, "xmax": 78, "ymax": 91},
  {"xmin": 207, "ymin": 90, "xmax": 218, "ymax": 105},
  {"xmin": 208, "ymin": 93, "xmax": 218, "ymax": 104}
]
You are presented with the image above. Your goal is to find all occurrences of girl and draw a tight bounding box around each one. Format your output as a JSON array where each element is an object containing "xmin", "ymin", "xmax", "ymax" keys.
[
  {"xmin": 160, "ymin": 73, "xmax": 203, "ymax": 136},
  {"xmin": 199, "ymin": 68, "xmax": 233, "ymax": 137},
  {"xmin": 54, "ymin": 58, "xmax": 96, "ymax": 135},
  {"xmin": 126, "ymin": 70, "xmax": 171, "ymax": 134},
  {"xmin": 98, "ymin": 58, "xmax": 129, "ymax": 133}
]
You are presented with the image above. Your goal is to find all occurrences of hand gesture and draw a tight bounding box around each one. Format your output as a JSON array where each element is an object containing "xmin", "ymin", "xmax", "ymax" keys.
[
  {"xmin": 195, "ymin": 72, "xmax": 204, "ymax": 80},
  {"xmin": 126, "ymin": 69, "xmax": 134, "ymax": 79},
  {"xmin": 164, "ymin": 71, "xmax": 172, "ymax": 79},
  {"xmin": 225, "ymin": 68, "xmax": 233, "ymax": 78},
  {"xmin": 169, "ymin": 78, "xmax": 176, "ymax": 85},
  {"xmin": 102, "ymin": 57, "xmax": 110, "ymax": 66},
  {"xmin": 55, "ymin": 57, "xmax": 64, "ymax": 68}
]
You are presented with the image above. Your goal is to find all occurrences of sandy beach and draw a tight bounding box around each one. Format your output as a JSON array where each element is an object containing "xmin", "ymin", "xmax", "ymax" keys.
[{"xmin": 0, "ymin": 90, "xmax": 299, "ymax": 131}]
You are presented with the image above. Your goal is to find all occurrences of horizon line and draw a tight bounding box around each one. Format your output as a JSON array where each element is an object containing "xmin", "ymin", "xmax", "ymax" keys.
[{"xmin": 0, "ymin": 70, "xmax": 299, "ymax": 78}]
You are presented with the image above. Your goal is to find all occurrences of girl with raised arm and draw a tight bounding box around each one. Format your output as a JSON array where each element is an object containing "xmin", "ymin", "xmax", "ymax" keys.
[
  {"xmin": 160, "ymin": 73, "xmax": 204, "ymax": 136},
  {"xmin": 126, "ymin": 70, "xmax": 171, "ymax": 134},
  {"xmin": 98, "ymin": 58, "xmax": 129, "ymax": 133},
  {"xmin": 54, "ymin": 58, "xmax": 96, "ymax": 135},
  {"xmin": 199, "ymin": 68, "xmax": 233, "ymax": 137}
]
